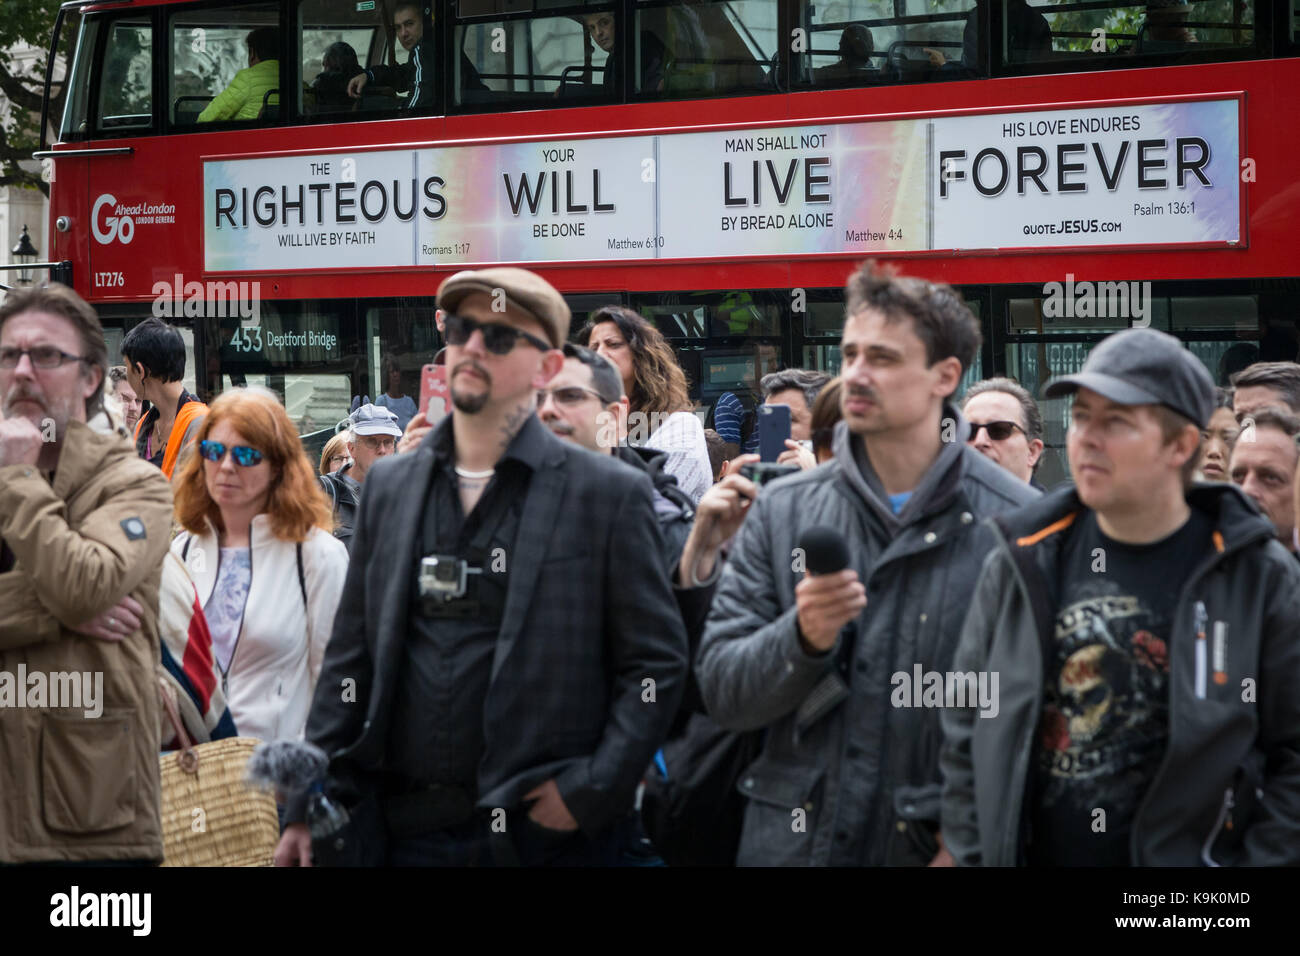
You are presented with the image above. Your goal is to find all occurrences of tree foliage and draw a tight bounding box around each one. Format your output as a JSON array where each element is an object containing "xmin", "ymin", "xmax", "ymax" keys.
[{"xmin": 0, "ymin": 0, "xmax": 65, "ymax": 196}]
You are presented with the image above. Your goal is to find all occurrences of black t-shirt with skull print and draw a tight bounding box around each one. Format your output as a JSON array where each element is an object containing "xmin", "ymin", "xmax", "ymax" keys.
[{"xmin": 1028, "ymin": 506, "xmax": 1215, "ymax": 866}]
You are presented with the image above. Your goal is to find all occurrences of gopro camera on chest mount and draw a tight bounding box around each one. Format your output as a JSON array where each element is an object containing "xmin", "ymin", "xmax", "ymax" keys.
[{"xmin": 419, "ymin": 554, "xmax": 482, "ymax": 601}]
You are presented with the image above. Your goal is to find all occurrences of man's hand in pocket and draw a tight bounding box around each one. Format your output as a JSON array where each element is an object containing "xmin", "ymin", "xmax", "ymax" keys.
[{"xmin": 523, "ymin": 779, "xmax": 578, "ymax": 831}]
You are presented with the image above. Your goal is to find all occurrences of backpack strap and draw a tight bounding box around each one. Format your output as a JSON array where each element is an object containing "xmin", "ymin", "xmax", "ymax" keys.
[
  {"xmin": 296, "ymin": 541, "xmax": 307, "ymax": 608},
  {"xmin": 645, "ymin": 455, "xmax": 695, "ymax": 519},
  {"xmin": 181, "ymin": 534, "xmax": 191, "ymax": 562}
]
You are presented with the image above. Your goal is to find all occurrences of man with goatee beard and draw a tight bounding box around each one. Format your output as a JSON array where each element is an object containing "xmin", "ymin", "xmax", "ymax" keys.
[
  {"xmin": 697, "ymin": 260, "xmax": 1039, "ymax": 866},
  {"xmin": 276, "ymin": 267, "xmax": 686, "ymax": 867}
]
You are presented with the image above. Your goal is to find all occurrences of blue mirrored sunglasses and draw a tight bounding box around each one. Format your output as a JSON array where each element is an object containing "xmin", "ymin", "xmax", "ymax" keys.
[{"xmin": 199, "ymin": 440, "xmax": 264, "ymax": 467}]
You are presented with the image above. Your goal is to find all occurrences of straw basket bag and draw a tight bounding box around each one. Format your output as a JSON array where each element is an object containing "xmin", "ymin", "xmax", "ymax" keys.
[{"xmin": 158, "ymin": 679, "xmax": 280, "ymax": 866}]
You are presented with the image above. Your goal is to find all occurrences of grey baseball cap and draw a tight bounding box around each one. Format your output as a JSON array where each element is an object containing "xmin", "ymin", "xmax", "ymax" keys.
[
  {"xmin": 349, "ymin": 403, "xmax": 402, "ymax": 438},
  {"xmin": 1042, "ymin": 327, "xmax": 1214, "ymax": 427}
]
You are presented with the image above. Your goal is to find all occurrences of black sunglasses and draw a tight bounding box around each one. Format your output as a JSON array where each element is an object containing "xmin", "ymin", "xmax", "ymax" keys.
[
  {"xmin": 968, "ymin": 420, "xmax": 1025, "ymax": 442},
  {"xmin": 443, "ymin": 313, "xmax": 550, "ymax": 355},
  {"xmin": 199, "ymin": 440, "xmax": 264, "ymax": 467}
]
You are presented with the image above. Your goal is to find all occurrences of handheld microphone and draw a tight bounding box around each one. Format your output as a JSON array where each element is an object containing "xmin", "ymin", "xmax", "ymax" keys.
[
  {"xmin": 245, "ymin": 739, "xmax": 329, "ymax": 797},
  {"xmin": 798, "ymin": 525, "xmax": 850, "ymax": 575}
]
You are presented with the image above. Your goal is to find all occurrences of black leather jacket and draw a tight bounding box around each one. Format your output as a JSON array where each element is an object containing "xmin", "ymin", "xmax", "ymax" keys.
[{"xmin": 318, "ymin": 464, "xmax": 361, "ymax": 551}]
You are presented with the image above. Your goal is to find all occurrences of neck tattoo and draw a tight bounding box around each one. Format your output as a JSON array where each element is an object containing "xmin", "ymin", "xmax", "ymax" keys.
[{"xmin": 499, "ymin": 403, "xmax": 531, "ymax": 450}]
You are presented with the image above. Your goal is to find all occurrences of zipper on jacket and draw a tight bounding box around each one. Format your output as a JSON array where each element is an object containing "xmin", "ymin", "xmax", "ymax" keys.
[
  {"xmin": 1193, "ymin": 600, "xmax": 1208, "ymax": 700},
  {"xmin": 216, "ymin": 524, "xmax": 255, "ymax": 698},
  {"xmin": 1199, "ymin": 787, "xmax": 1234, "ymax": 867},
  {"xmin": 1129, "ymin": 525, "xmax": 1268, "ymax": 863},
  {"xmin": 854, "ymin": 509, "xmax": 956, "ymax": 864}
]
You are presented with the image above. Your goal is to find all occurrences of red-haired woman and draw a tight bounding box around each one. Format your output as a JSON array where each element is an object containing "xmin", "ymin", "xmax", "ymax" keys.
[{"xmin": 171, "ymin": 387, "xmax": 348, "ymax": 742}]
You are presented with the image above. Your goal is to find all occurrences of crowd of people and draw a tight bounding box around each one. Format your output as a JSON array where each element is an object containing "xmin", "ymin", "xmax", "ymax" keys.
[{"xmin": 1, "ymin": 259, "xmax": 1298, "ymax": 867}]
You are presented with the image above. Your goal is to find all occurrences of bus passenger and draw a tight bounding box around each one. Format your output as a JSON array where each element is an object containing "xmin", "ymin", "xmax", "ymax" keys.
[
  {"xmin": 814, "ymin": 24, "xmax": 875, "ymax": 82},
  {"xmin": 926, "ymin": 0, "xmax": 1051, "ymax": 70},
  {"xmin": 1137, "ymin": 0, "xmax": 1199, "ymax": 52},
  {"xmin": 582, "ymin": 11, "xmax": 667, "ymax": 92},
  {"xmin": 198, "ymin": 27, "xmax": 280, "ymax": 123},
  {"xmin": 311, "ymin": 41, "xmax": 364, "ymax": 112},
  {"xmin": 347, "ymin": 2, "xmax": 486, "ymax": 109}
]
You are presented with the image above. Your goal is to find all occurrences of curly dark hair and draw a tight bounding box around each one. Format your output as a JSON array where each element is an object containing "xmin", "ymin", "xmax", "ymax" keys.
[
  {"xmin": 845, "ymin": 259, "xmax": 981, "ymax": 373},
  {"xmin": 577, "ymin": 306, "xmax": 693, "ymax": 417}
]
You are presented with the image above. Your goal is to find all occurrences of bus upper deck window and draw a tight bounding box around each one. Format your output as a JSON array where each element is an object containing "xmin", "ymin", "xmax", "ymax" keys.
[
  {"xmin": 59, "ymin": 12, "xmax": 94, "ymax": 139},
  {"xmin": 196, "ymin": 27, "xmax": 281, "ymax": 122},
  {"xmin": 169, "ymin": 4, "xmax": 280, "ymax": 128},
  {"xmin": 799, "ymin": 1, "xmax": 980, "ymax": 88},
  {"xmin": 296, "ymin": 0, "xmax": 386, "ymax": 118},
  {"xmin": 1008, "ymin": 1, "xmax": 1257, "ymax": 64},
  {"xmin": 454, "ymin": 9, "xmax": 613, "ymax": 112},
  {"xmin": 346, "ymin": 2, "xmax": 486, "ymax": 115},
  {"xmin": 96, "ymin": 19, "xmax": 153, "ymax": 134},
  {"xmin": 632, "ymin": 1, "xmax": 778, "ymax": 96}
]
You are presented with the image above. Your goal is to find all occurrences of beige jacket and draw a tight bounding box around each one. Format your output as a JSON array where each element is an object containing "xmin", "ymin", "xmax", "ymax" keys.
[{"xmin": 0, "ymin": 419, "xmax": 174, "ymax": 862}]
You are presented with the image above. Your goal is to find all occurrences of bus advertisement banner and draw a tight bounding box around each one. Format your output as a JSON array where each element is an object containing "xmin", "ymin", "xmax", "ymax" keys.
[
  {"xmin": 930, "ymin": 97, "xmax": 1240, "ymax": 251},
  {"xmin": 201, "ymin": 96, "xmax": 1240, "ymax": 273}
]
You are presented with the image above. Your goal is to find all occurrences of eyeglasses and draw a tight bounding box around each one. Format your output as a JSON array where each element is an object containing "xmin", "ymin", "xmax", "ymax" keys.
[
  {"xmin": 357, "ymin": 435, "xmax": 396, "ymax": 451},
  {"xmin": 327, "ymin": 455, "xmax": 348, "ymax": 467},
  {"xmin": 0, "ymin": 346, "xmax": 87, "ymax": 369},
  {"xmin": 443, "ymin": 313, "xmax": 551, "ymax": 355},
  {"xmin": 968, "ymin": 420, "xmax": 1025, "ymax": 442},
  {"xmin": 537, "ymin": 385, "xmax": 609, "ymax": 407},
  {"xmin": 199, "ymin": 440, "xmax": 264, "ymax": 467}
]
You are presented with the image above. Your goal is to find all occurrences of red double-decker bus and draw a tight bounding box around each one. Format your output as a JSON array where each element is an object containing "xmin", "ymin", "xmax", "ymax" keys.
[{"xmin": 38, "ymin": 0, "xmax": 1300, "ymax": 482}]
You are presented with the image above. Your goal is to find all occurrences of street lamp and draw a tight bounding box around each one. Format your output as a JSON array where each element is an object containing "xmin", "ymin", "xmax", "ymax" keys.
[{"xmin": 11, "ymin": 225, "xmax": 38, "ymax": 285}]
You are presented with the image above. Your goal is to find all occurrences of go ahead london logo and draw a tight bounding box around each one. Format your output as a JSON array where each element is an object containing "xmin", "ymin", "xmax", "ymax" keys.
[{"xmin": 91, "ymin": 193, "xmax": 177, "ymax": 245}]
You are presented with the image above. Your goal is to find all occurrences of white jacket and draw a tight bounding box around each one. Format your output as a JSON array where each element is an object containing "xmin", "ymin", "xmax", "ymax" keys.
[{"xmin": 170, "ymin": 515, "xmax": 348, "ymax": 742}]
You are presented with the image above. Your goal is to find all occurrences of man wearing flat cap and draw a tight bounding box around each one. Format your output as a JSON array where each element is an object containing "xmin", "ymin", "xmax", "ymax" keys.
[
  {"xmin": 277, "ymin": 267, "xmax": 687, "ymax": 866},
  {"xmin": 941, "ymin": 327, "xmax": 1300, "ymax": 866}
]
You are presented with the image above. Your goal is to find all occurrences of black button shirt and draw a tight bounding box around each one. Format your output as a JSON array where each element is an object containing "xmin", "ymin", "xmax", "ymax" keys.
[{"xmin": 386, "ymin": 415, "xmax": 546, "ymax": 792}]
